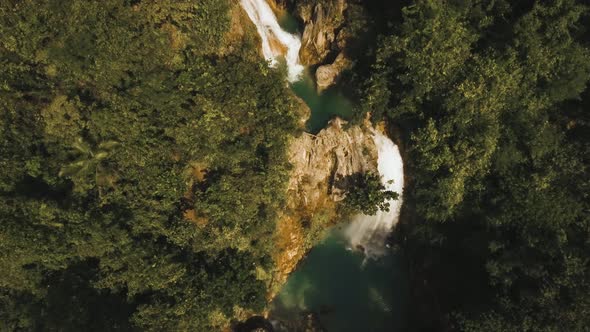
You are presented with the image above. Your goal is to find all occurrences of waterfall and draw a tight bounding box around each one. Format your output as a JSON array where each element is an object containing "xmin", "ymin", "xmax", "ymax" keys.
[
  {"xmin": 344, "ymin": 131, "xmax": 404, "ymax": 258},
  {"xmin": 241, "ymin": 0, "xmax": 405, "ymax": 258},
  {"xmin": 240, "ymin": 0, "xmax": 304, "ymax": 82}
]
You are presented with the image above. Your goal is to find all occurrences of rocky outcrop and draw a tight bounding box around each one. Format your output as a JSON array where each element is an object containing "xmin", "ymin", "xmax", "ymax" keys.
[
  {"xmin": 315, "ymin": 52, "xmax": 351, "ymax": 93},
  {"xmin": 271, "ymin": 118, "xmax": 377, "ymax": 296},
  {"xmin": 294, "ymin": 94, "xmax": 311, "ymax": 128},
  {"xmin": 297, "ymin": 0, "xmax": 347, "ymax": 66},
  {"xmin": 266, "ymin": 0, "xmax": 356, "ymax": 90},
  {"xmin": 295, "ymin": 0, "xmax": 355, "ymax": 91},
  {"xmin": 286, "ymin": 117, "xmax": 377, "ymax": 207}
]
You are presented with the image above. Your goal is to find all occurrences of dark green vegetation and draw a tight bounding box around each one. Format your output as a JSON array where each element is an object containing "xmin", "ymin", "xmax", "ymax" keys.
[
  {"xmin": 353, "ymin": 0, "xmax": 590, "ymax": 330},
  {"xmin": 2, "ymin": 0, "xmax": 590, "ymax": 331},
  {"xmin": 339, "ymin": 173, "xmax": 398, "ymax": 216},
  {"xmin": 0, "ymin": 0, "xmax": 301, "ymax": 330}
]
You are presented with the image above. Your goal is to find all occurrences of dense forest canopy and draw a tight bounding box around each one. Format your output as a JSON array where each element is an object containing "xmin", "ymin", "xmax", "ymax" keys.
[
  {"xmin": 1, "ymin": 0, "xmax": 301, "ymax": 330},
  {"xmin": 1, "ymin": 0, "xmax": 589, "ymax": 331},
  {"xmin": 355, "ymin": 0, "xmax": 590, "ymax": 330}
]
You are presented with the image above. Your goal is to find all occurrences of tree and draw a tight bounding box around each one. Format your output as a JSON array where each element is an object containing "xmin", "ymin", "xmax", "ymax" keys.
[
  {"xmin": 340, "ymin": 173, "xmax": 398, "ymax": 215},
  {"xmin": 59, "ymin": 138, "xmax": 120, "ymax": 194},
  {"xmin": 0, "ymin": 0, "xmax": 298, "ymax": 330},
  {"xmin": 359, "ymin": 0, "xmax": 590, "ymax": 330}
]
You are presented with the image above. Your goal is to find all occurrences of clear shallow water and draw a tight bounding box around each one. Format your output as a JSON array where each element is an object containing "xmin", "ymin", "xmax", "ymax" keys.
[
  {"xmin": 290, "ymin": 71, "xmax": 354, "ymax": 134},
  {"xmin": 270, "ymin": 229, "xmax": 409, "ymax": 332}
]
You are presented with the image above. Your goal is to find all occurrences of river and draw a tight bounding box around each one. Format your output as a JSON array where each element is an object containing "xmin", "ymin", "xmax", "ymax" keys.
[
  {"xmin": 270, "ymin": 229, "xmax": 409, "ymax": 331},
  {"xmin": 240, "ymin": 1, "xmax": 408, "ymax": 330}
]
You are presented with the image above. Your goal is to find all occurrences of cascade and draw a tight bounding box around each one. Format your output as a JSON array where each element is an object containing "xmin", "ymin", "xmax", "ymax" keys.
[
  {"xmin": 243, "ymin": 2, "xmax": 408, "ymax": 327},
  {"xmin": 344, "ymin": 131, "xmax": 404, "ymax": 258},
  {"xmin": 240, "ymin": 0, "xmax": 304, "ymax": 82},
  {"xmin": 240, "ymin": 0, "xmax": 404, "ymax": 257}
]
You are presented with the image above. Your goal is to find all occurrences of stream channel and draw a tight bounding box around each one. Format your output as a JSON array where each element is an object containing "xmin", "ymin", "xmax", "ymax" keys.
[{"xmin": 240, "ymin": 1, "xmax": 410, "ymax": 330}]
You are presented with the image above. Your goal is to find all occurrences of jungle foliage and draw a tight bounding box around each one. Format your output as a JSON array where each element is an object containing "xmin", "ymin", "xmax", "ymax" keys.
[
  {"xmin": 357, "ymin": 0, "xmax": 590, "ymax": 330},
  {"xmin": 2, "ymin": 0, "xmax": 590, "ymax": 331},
  {"xmin": 0, "ymin": 0, "xmax": 300, "ymax": 330},
  {"xmin": 340, "ymin": 173, "xmax": 398, "ymax": 216}
]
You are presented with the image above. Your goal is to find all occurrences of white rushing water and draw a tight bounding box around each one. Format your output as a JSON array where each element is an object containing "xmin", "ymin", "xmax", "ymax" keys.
[
  {"xmin": 240, "ymin": 0, "xmax": 304, "ymax": 82},
  {"xmin": 345, "ymin": 131, "xmax": 404, "ymax": 258},
  {"xmin": 241, "ymin": 0, "xmax": 404, "ymax": 258}
]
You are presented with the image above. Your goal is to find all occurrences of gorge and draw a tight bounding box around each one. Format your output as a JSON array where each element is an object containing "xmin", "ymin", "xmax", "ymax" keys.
[
  {"xmin": 240, "ymin": 0, "xmax": 408, "ymax": 330},
  {"xmin": 2, "ymin": 1, "xmax": 588, "ymax": 331}
]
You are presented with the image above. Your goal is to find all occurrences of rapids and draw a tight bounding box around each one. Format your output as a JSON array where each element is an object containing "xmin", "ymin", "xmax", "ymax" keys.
[{"xmin": 240, "ymin": 0, "xmax": 304, "ymax": 82}]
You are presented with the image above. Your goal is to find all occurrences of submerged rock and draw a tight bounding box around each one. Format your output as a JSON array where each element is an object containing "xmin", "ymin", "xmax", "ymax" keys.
[
  {"xmin": 233, "ymin": 316, "xmax": 274, "ymax": 332},
  {"xmin": 266, "ymin": 312, "xmax": 326, "ymax": 332}
]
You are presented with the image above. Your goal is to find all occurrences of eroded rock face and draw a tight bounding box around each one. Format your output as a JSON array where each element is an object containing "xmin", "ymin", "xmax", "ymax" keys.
[
  {"xmin": 315, "ymin": 52, "xmax": 351, "ymax": 93},
  {"xmin": 287, "ymin": 117, "xmax": 377, "ymax": 208},
  {"xmin": 295, "ymin": 0, "xmax": 353, "ymax": 91},
  {"xmin": 297, "ymin": 0, "xmax": 347, "ymax": 66},
  {"xmin": 267, "ymin": 0, "xmax": 354, "ymax": 90},
  {"xmin": 270, "ymin": 118, "xmax": 377, "ymax": 298},
  {"xmin": 294, "ymin": 94, "xmax": 311, "ymax": 128}
]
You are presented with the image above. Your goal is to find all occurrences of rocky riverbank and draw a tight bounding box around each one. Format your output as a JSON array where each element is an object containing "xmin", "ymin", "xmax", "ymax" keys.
[{"xmin": 271, "ymin": 117, "xmax": 378, "ymax": 298}]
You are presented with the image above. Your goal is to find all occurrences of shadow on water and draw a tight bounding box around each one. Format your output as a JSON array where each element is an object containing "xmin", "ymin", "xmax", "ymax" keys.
[
  {"xmin": 233, "ymin": 316, "xmax": 275, "ymax": 332},
  {"xmin": 270, "ymin": 229, "xmax": 409, "ymax": 332},
  {"xmin": 277, "ymin": 9, "xmax": 301, "ymax": 35}
]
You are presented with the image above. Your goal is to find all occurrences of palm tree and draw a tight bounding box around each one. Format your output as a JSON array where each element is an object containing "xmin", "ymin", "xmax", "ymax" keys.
[{"xmin": 59, "ymin": 137, "xmax": 120, "ymax": 193}]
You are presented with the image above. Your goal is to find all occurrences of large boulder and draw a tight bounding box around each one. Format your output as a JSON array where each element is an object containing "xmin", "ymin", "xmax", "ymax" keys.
[
  {"xmin": 315, "ymin": 52, "xmax": 351, "ymax": 92},
  {"xmin": 270, "ymin": 118, "xmax": 378, "ymax": 298},
  {"xmin": 287, "ymin": 117, "xmax": 377, "ymax": 207}
]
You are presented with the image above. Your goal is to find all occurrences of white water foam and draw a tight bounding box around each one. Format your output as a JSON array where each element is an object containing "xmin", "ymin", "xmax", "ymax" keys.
[
  {"xmin": 241, "ymin": 0, "xmax": 404, "ymax": 259},
  {"xmin": 240, "ymin": 0, "xmax": 304, "ymax": 82},
  {"xmin": 344, "ymin": 131, "xmax": 404, "ymax": 259}
]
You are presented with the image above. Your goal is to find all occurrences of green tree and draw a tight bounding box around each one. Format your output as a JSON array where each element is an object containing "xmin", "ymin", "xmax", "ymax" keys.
[
  {"xmin": 359, "ymin": 0, "xmax": 590, "ymax": 330},
  {"xmin": 59, "ymin": 138, "xmax": 120, "ymax": 194},
  {"xmin": 340, "ymin": 173, "xmax": 398, "ymax": 215},
  {"xmin": 0, "ymin": 0, "xmax": 298, "ymax": 330}
]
